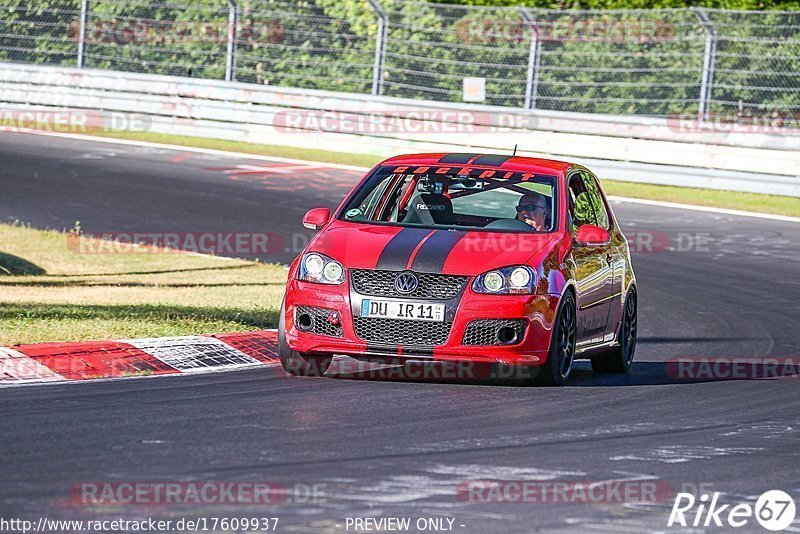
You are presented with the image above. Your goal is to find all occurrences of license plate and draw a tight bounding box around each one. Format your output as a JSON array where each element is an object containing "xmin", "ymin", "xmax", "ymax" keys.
[{"xmin": 361, "ymin": 299, "xmax": 445, "ymax": 322}]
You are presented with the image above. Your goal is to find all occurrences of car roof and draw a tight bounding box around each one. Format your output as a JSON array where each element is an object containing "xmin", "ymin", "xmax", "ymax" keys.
[{"xmin": 379, "ymin": 153, "xmax": 572, "ymax": 175}]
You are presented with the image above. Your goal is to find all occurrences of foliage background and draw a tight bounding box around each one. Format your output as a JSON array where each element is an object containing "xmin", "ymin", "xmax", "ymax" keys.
[{"xmin": 1, "ymin": 0, "xmax": 797, "ymax": 117}]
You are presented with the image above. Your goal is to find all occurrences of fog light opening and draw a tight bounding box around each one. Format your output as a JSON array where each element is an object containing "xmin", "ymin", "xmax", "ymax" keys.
[
  {"xmin": 297, "ymin": 313, "xmax": 313, "ymax": 331},
  {"xmin": 497, "ymin": 326, "xmax": 519, "ymax": 345}
]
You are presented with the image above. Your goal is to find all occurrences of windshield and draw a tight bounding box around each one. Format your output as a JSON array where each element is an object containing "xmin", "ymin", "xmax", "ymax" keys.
[{"xmin": 340, "ymin": 165, "xmax": 558, "ymax": 233}]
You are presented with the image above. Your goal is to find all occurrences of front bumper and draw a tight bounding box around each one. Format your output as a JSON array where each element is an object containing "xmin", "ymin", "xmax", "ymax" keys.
[{"xmin": 283, "ymin": 277, "xmax": 560, "ymax": 366}]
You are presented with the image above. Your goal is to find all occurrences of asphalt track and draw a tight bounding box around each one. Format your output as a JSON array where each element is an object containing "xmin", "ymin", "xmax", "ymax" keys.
[{"xmin": 2, "ymin": 132, "xmax": 800, "ymax": 533}]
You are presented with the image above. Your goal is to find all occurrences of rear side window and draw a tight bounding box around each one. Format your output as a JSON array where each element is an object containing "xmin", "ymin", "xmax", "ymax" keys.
[
  {"xmin": 568, "ymin": 173, "xmax": 598, "ymax": 232},
  {"xmin": 581, "ymin": 171, "xmax": 611, "ymax": 230}
]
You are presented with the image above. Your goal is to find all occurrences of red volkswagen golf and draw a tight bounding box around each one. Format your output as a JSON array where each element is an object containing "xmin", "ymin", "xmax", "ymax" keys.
[{"xmin": 279, "ymin": 153, "xmax": 637, "ymax": 386}]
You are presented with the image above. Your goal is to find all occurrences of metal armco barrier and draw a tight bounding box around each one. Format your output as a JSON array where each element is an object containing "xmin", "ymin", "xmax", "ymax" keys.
[{"xmin": 0, "ymin": 63, "xmax": 798, "ymax": 197}]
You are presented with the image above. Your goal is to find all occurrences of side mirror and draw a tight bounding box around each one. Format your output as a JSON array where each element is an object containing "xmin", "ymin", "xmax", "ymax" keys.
[
  {"xmin": 302, "ymin": 208, "xmax": 330, "ymax": 231},
  {"xmin": 575, "ymin": 224, "xmax": 610, "ymax": 247}
]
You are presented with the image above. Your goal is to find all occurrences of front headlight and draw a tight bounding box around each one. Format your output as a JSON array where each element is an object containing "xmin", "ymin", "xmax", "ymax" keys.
[
  {"xmin": 473, "ymin": 265, "xmax": 536, "ymax": 294},
  {"xmin": 483, "ymin": 271, "xmax": 505, "ymax": 292},
  {"xmin": 299, "ymin": 253, "xmax": 345, "ymax": 284}
]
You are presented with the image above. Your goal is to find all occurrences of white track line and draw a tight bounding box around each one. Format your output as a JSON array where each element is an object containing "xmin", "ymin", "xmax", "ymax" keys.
[
  {"xmin": 20, "ymin": 129, "xmax": 799, "ymax": 223},
  {"xmin": 16, "ymin": 129, "xmax": 369, "ymax": 172},
  {"xmin": 607, "ymin": 196, "xmax": 800, "ymax": 224}
]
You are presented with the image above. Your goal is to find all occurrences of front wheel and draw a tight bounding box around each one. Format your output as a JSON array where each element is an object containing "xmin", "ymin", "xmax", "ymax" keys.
[
  {"xmin": 591, "ymin": 289, "xmax": 637, "ymax": 374},
  {"xmin": 535, "ymin": 292, "xmax": 577, "ymax": 387},
  {"xmin": 278, "ymin": 299, "xmax": 332, "ymax": 377}
]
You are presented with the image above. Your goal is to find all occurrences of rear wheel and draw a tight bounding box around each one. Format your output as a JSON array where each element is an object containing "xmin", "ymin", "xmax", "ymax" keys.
[
  {"xmin": 591, "ymin": 289, "xmax": 637, "ymax": 374},
  {"xmin": 278, "ymin": 299, "xmax": 332, "ymax": 377},
  {"xmin": 535, "ymin": 292, "xmax": 577, "ymax": 386}
]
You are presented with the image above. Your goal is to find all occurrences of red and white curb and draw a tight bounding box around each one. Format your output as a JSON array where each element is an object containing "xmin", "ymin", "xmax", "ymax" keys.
[{"xmin": 0, "ymin": 331, "xmax": 280, "ymax": 386}]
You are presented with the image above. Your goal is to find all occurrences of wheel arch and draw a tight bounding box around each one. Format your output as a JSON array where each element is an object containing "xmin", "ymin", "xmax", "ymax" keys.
[
  {"xmin": 560, "ymin": 280, "xmax": 577, "ymax": 302},
  {"xmin": 623, "ymin": 280, "xmax": 637, "ymax": 305}
]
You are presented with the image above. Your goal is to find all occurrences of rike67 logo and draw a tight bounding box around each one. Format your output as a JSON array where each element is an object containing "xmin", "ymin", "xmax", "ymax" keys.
[{"xmin": 669, "ymin": 490, "xmax": 796, "ymax": 531}]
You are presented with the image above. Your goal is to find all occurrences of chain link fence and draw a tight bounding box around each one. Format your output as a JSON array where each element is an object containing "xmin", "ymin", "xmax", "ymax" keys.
[{"xmin": 2, "ymin": 0, "xmax": 798, "ymax": 119}]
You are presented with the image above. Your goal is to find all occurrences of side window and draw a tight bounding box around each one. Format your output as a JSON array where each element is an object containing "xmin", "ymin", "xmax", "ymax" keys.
[
  {"xmin": 384, "ymin": 175, "xmax": 415, "ymax": 221},
  {"xmin": 351, "ymin": 174, "xmax": 410, "ymax": 222},
  {"xmin": 581, "ymin": 172, "xmax": 611, "ymax": 230},
  {"xmin": 349, "ymin": 174, "xmax": 394, "ymax": 220},
  {"xmin": 568, "ymin": 173, "xmax": 597, "ymax": 234}
]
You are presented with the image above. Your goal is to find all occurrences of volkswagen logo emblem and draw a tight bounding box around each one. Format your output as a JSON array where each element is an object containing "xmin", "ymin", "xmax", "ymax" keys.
[{"xmin": 394, "ymin": 272, "xmax": 419, "ymax": 294}]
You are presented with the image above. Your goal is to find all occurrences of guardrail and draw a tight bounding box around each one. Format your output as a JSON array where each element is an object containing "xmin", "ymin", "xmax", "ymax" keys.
[{"xmin": 0, "ymin": 62, "xmax": 798, "ymax": 197}]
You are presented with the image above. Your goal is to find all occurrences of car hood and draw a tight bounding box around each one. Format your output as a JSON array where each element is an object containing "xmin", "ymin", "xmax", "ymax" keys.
[{"xmin": 308, "ymin": 220, "xmax": 560, "ymax": 276}]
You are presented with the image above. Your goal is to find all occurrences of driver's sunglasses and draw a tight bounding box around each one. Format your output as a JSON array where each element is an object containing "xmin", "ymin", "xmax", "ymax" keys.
[{"xmin": 516, "ymin": 204, "xmax": 547, "ymax": 213}]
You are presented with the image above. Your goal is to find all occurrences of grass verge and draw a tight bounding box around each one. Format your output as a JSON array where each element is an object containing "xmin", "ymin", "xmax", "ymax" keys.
[
  {"xmin": 93, "ymin": 129, "xmax": 800, "ymax": 218},
  {"xmin": 0, "ymin": 222, "xmax": 286, "ymax": 345},
  {"xmin": 603, "ymin": 181, "xmax": 800, "ymax": 217}
]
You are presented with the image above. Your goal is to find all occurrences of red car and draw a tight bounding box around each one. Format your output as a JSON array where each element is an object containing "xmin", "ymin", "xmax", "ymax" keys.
[{"xmin": 279, "ymin": 153, "xmax": 637, "ymax": 386}]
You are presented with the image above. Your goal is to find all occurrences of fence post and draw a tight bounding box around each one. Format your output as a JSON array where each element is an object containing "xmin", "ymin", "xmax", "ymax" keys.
[
  {"xmin": 693, "ymin": 7, "xmax": 716, "ymax": 122},
  {"xmin": 225, "ymin": 0, "xmax": 239, "ymax": 82},
  {"xmin": 77, "ymin": 0, "xmax": 89, "ymax": 68},
  {"xmin": 520, "ymin": 8, "xmax": 541, "ymax": 110},
  {"xmin": 366, "ymin": 0, "xmax": 388, "ymax": 95}
]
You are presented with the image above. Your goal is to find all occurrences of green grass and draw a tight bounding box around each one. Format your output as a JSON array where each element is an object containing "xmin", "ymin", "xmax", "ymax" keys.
[
  {"xmin": 603, "ymin": 181, "xmax": 800, "ymax": 218},
  {"xmin": 92, "ymin": 129, "xmax": 800, "ymax": 218},
  {"xmin": 0, "ymin": 222, "xmax": 286, "ymax": 345}
]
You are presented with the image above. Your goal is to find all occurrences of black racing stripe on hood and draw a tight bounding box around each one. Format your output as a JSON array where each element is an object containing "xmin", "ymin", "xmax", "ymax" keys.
[
  {"xmin": 472, "ymin": 154, "xmax": 512, "ymax": 166},
  {"xmin": 410, "ymin": 230, "xmax": 466, "ymax": 273},
  {"xmin": 375, "ymin": 227, "xmax": 432, "ymax": 270},
  {"xmin": 438, "ymin": 153, "xmax": 479, "ymax": 164}
]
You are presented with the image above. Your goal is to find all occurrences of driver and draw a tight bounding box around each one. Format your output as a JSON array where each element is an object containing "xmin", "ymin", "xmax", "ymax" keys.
[{"xmin": 516, "ymin": 192, "xmax": 550, "ymax": 231}]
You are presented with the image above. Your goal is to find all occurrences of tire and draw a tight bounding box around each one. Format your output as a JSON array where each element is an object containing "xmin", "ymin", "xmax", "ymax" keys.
[
  {"xmin": 591, "ymin": 288, "xmax": 637, "ymax": 374},
  {"xmin": 535, "ymin": 292, "xmax": 577, "ymax": 387},
  {"xmin": 278, "ymin": 298, "xmax": 332, "ymax": 377}
]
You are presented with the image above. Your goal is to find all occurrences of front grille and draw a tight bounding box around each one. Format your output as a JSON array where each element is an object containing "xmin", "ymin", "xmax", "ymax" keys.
[
  {"xmin": 462, "ymin": 319, "xmax": 526, "ymax": 346},
  {"xmin": 295, "ymin": 305, "xmax": 343, "ymax": 337},
  {"xmin": 353, "ymin": 317, "xmax": 453, "ymax": 346},
  {"xmin": 351, "ymin": 269, "xmax": 468, "ymax": 300}
]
